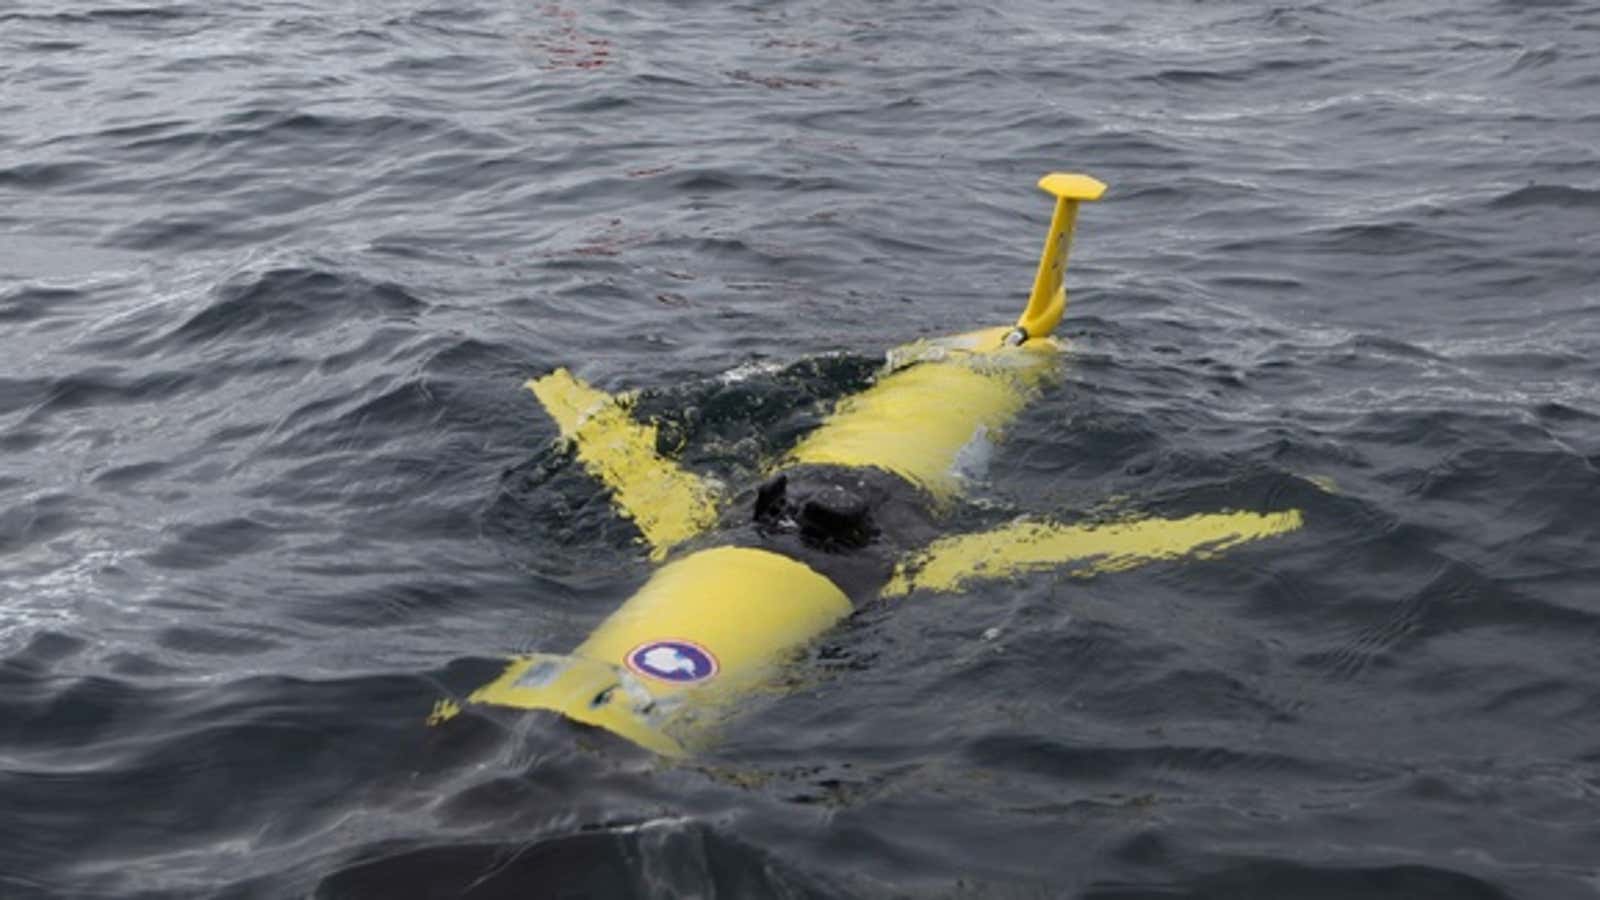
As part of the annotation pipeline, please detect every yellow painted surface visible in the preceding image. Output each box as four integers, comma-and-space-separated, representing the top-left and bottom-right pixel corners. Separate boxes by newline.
469, 547, 851, 754
1016, 172, 1106, 340
882, 509, 1304, 596
1038, 172, 1108, 202
575, 546, 852, 693
786, 358, 1030, 499
470, 652, 688, 756
530, 368, 720, 559
426, 698, 460, 725
890, 327, 1060, 358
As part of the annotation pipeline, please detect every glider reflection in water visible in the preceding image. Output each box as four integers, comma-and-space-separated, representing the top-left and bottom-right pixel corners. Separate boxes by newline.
434, 173, 1304, 756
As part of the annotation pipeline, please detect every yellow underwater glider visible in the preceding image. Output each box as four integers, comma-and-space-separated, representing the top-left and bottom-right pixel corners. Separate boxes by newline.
438, 173, 1304, 756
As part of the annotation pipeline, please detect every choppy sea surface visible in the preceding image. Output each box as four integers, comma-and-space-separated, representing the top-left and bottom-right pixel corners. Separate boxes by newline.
4, 1, 1600, 897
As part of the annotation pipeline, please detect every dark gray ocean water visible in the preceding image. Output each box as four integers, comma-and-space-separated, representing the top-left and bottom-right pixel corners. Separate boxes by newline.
4, 1, 1600, 897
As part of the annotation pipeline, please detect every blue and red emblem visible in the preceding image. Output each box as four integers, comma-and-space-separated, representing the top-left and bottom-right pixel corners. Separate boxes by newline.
625, 639, 719, 683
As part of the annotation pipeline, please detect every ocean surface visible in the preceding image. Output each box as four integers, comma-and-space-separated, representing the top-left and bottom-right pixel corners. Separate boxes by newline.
4, 0, 1600, 897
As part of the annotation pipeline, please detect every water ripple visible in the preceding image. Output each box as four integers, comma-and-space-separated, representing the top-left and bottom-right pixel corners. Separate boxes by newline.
2, 0, 1599, 896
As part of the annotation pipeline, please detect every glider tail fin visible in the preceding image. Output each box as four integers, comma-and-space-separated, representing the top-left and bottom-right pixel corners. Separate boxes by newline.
1014, 172, 1107, 342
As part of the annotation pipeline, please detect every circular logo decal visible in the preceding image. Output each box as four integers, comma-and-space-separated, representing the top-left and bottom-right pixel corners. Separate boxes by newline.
625, 640, 719, 683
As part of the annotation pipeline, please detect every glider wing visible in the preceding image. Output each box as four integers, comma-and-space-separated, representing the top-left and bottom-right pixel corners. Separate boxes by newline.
881, 509, 1303, 597
530, 368, 720, 559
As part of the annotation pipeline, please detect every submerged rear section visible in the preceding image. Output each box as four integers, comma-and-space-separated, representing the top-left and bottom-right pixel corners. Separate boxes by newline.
784, 172, 1107, 498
